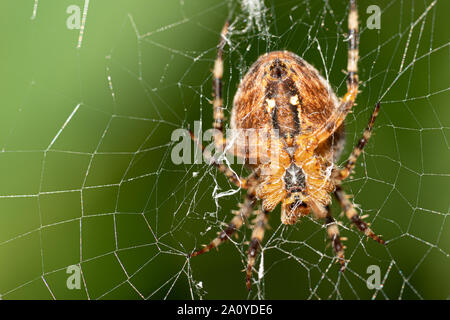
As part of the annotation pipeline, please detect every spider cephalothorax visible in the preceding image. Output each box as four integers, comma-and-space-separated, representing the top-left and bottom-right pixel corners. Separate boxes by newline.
190, 0, 385, 290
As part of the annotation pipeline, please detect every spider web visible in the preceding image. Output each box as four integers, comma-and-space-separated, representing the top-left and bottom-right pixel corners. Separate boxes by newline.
0, 0, 448, 299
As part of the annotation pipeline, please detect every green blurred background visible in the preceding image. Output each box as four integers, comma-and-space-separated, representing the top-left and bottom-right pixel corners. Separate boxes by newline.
0, 0, 448, 299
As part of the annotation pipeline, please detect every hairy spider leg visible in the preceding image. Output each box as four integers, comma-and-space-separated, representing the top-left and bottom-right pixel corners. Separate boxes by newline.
190, 174, 259, 257
325, 206, 346, 271
336, 102, 381, 180
334, 185, 385, 244
188, 22, 245, 188
308, 0, 359, 145
212, 21, 229, 151
246, 209, 268, 290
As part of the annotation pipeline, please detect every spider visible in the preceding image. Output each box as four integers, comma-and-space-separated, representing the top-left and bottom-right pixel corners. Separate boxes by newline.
190, 0, 384, 290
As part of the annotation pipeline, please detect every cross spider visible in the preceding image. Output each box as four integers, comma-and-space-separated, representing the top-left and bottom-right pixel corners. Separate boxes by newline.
190, 0, 384, 290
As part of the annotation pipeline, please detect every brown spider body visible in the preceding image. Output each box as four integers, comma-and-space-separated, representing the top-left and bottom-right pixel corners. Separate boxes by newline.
191, 0, 384, 290
231, 51, 346, 224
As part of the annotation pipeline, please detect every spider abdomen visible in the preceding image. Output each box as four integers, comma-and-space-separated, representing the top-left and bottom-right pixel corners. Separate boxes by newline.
231, 51, 339, 138
227, 51, 342, 221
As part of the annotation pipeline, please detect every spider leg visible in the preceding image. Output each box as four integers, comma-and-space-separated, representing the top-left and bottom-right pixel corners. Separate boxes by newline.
190, 193, 255, 257
334, 185, 385, 244
190, 174, 259, 257
246, 209, 268, 290
346, 0, 359, 100
336, 102, 380, 180
189, 130, 248, 188
188, 22, 243, 188
212, 21, 229, 151
309, 0, 359, 144
325, 206, 346, 271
